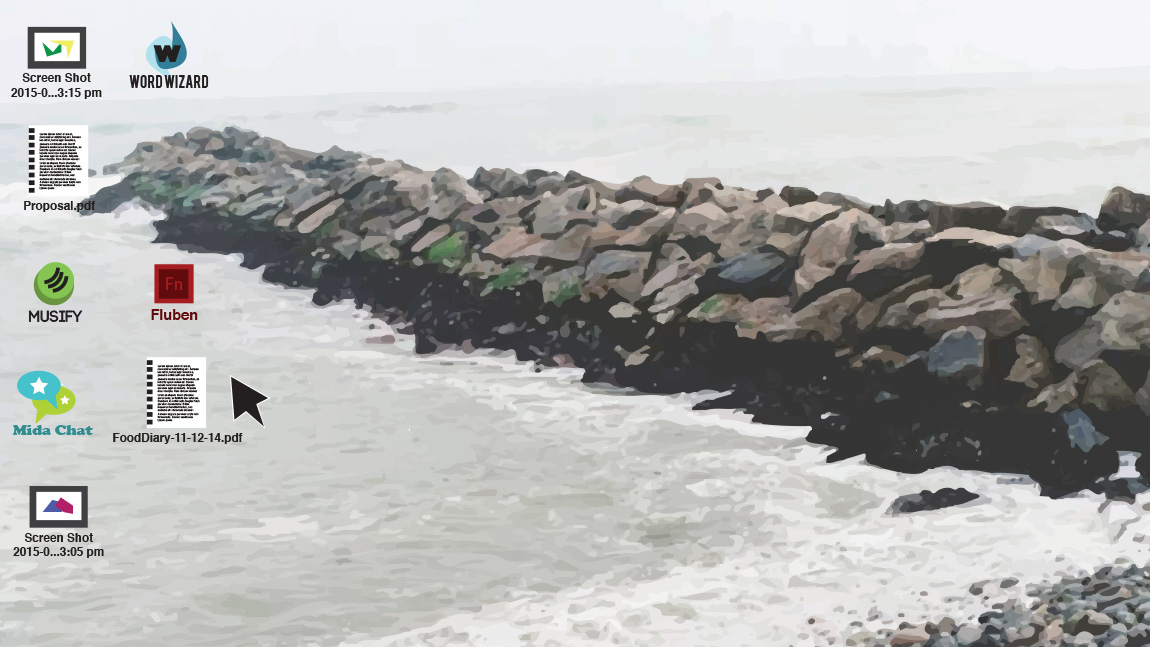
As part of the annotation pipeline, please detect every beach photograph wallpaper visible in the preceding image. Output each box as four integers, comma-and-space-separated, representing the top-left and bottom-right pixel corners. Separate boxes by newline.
4, 2, 1150, 645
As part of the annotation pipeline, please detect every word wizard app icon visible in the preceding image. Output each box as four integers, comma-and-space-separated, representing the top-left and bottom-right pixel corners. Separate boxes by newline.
146, 23, 187, 73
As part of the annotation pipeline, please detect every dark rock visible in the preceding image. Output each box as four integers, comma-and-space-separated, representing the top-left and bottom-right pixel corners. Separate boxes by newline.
927, 202, 1007, 233
889, 487, 979, 514
701, 251, 793, 299
1001, 205, 1083, 235
793, 209, 883, 298
848, 242, 926, 298
873, 199, 934, 225
1092, 229, 1135, 252
773, 201, 843, 236
1029, 212, 1099, 242
1004, 334, 1054, 391
614, 175, 685, 207
780, 185, 819, 206
1055, 292, 1150, 371
470, 167, 567, 200
1059, 408, 1108, 452
925, 327, 986, 385
1100, 186, 1150, 233
1067, 609, 1114, 635
81, 179, 138, 215
681, 177, 723, 209
817, 191, 873, 212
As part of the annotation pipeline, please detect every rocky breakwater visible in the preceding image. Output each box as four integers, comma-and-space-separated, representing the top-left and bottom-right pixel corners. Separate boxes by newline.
86, 126, 1150, 494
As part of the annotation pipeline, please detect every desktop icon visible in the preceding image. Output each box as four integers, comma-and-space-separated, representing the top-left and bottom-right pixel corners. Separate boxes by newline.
17, 370, 76, 422
29, 486, 88, 528
27, 27, 87, 69
146, 23, 187, 73
33, 262, 75, 305
154, 264, 194, 303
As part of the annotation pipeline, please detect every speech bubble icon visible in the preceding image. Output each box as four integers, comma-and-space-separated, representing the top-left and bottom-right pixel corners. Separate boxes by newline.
34, 386, 75, 422
18, 371, 61, 404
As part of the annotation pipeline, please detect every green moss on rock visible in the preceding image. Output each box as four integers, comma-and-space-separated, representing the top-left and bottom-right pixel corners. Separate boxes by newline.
425, 232, 467, 267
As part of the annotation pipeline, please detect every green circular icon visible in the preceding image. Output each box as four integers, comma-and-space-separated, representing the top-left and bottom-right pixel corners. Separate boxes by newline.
34, 263, 75, 305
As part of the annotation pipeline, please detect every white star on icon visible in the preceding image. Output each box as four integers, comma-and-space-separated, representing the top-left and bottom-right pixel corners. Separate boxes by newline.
59, 395, 70, 405
30, 378, 47, 394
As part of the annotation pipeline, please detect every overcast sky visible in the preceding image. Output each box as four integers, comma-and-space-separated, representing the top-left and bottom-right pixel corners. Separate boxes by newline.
5, 0, 1150, 97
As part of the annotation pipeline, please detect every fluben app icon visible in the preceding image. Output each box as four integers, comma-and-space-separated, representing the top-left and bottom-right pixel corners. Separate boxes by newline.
154, 264, 194, 303
27, 27, 87, 69
17, 371, 76, 422
29, 486, 89, 528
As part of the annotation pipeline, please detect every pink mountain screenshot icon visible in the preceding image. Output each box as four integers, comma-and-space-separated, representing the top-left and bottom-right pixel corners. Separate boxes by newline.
43, 498, 74, 514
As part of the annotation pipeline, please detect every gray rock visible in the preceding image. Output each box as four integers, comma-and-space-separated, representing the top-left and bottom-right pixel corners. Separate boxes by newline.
480, 227, 548, 261
926, 326, 986, 384
1066, 608, 1115, 635
614, 175, 685, 207
1099, 186, 1150, 233
848, 242, 926, 297
855, 275, 934, 333
925, 227, 1019, 252
672, 202, 734, 239
81, 179, 138, 215
909, 266, 1025, 340
1030, 212, 1100, 241
1004, 335, 1053, 390
1059, 409, 1108, 453
470, 166, 566, 200
680, 177, 723, 209
529, 187, 598, 238
817, 191, 873, 212
955, 625, 984, 643
1079, 359, 1137, 412
793, 209, 876, 297
773, 201, 843, 236
610, 208, 676, 249
584, 250, 651, 302
648, 274, 701, 317
888, 626, 931, 646
1000, 236, 1090, 304
1055, 292, 1150, 370
772, 287, 865, 342
874, 199, 934, 225
705, 251, 792, 299
1028, 372, 1081, 414
1001, 205, 1087, 235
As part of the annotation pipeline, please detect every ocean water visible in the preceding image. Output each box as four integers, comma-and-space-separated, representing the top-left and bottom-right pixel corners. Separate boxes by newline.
5, 73, 1150, 211
2, 76, 1150, 646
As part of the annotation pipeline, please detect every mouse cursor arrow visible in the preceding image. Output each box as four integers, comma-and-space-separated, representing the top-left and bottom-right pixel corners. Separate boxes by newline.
230, 377, 267, 426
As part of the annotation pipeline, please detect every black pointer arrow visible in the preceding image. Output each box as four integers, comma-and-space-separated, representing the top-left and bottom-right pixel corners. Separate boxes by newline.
230, 377, 267, 426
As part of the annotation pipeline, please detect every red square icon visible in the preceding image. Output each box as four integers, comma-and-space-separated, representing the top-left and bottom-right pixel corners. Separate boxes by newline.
154, 264, 194, 303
